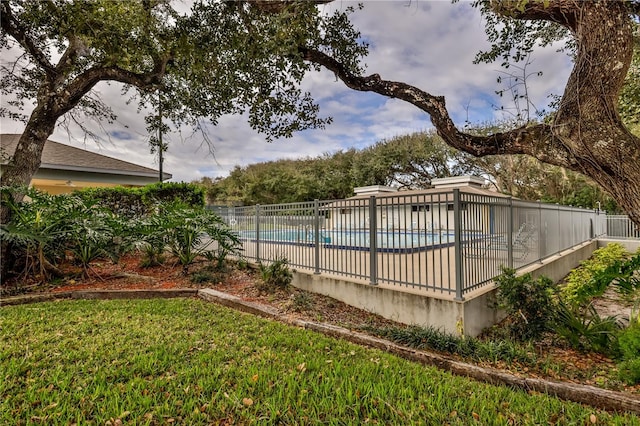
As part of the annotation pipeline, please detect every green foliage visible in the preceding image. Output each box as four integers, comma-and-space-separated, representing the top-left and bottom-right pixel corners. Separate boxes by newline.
189, 269, 215, 285
290, 291, 314, 312
63, 202, 119, 274
364, 324, 536, 365
134, 214, 170, 267
200, 125, 619, 210
609, 254, 640, 297
553, 300, 620, 355
159, 203, 240, 274
2, 187, 238, 281
200, 131, 485, 205
562, 243, 630, 306
494, 267, 556, 340
472, 0, 570, 67
258, 255, 293, 293
618, 357, 640, 386
76, 183, 205, 219
1, 0, 366, 141
235, 257, 250, 271
0, 187, 69, 280
1, 187, 134, 279
617, 323, 640, 385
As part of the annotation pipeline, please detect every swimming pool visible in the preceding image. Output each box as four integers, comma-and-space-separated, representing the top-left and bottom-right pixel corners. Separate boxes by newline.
237, 229, 455, 250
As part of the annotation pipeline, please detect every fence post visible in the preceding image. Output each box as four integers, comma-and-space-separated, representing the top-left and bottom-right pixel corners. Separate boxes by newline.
507, 197, 513, 269
256, 204, 261, 263
369, 196, 378, 286
538, 200, 543, 263
570, 208, 575, 247
314, 199, 321, 274
453, 189, 464, 301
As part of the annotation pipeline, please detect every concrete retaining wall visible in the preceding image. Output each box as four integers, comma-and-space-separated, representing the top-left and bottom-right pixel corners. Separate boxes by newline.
293, 272, 465, 332
290, 240, 601, 337
597, 238, 640, 253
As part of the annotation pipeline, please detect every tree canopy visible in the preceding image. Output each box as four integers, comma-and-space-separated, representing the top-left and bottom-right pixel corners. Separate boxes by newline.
199, 129, 619, 212
0, 0, 364, 201
1, 0, 639, 227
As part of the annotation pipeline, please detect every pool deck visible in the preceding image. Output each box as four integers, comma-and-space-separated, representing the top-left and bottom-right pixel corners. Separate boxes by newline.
238, 239, 539, 302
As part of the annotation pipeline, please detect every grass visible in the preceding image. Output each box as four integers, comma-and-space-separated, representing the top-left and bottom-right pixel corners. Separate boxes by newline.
1, 299, 638, 425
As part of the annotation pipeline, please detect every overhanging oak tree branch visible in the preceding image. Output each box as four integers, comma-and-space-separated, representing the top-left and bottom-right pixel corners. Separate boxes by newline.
301, 0, 640, 225
300, 46, 570, 167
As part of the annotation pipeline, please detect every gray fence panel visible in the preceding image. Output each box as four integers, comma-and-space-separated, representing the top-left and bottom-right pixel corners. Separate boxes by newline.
219, 191, 608, 298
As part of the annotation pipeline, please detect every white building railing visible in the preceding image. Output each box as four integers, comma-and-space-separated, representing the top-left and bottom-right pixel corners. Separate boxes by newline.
606, 215, 640, 239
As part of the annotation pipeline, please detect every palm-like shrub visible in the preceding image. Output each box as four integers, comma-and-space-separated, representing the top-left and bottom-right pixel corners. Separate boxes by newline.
1, 188, 137, 281
1, 187, 70, 281
553, 300, 620, 355
159, 203, 240, 274
63, 203, 118, 276
258, 255, 293, 293
133, 213, 172, 267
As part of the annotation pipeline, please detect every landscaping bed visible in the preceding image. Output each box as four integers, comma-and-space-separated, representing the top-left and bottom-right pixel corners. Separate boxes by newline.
3, 252, 638, 396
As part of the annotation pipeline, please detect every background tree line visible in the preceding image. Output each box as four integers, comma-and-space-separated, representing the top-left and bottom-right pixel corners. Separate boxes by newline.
197, 129, 620, 213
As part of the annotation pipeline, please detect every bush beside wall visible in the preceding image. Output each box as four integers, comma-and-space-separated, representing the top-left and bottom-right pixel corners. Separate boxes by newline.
76, 183, 205, 218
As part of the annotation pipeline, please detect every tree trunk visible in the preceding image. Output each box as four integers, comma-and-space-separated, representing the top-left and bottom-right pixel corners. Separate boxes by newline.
1, 100, 58, 280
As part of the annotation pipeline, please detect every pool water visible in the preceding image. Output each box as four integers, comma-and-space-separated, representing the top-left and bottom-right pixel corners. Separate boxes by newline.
238, 229, 454, 249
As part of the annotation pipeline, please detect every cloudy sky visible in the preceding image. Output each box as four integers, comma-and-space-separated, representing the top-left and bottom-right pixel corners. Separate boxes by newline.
1, 0, 573, 183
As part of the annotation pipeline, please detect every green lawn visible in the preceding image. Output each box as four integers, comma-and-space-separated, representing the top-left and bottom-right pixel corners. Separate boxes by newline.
1, 298, 637, 425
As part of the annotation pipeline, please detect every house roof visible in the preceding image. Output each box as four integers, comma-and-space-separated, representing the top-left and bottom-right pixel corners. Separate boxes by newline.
0, 134, 171, 180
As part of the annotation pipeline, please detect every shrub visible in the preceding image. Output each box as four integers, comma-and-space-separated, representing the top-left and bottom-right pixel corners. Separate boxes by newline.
1, 187, 69, 281
1, 189, 133, 279
609, 254, 640, 297
618, 358, 640, 385
363, 324, 536, 365
134, 214, 171, 267
290, 292, 314, 312
553, 300, 620, 355
258, 256, 293, 292
561, 243, 630, 306
76, 183, 205, 219
617, 324, 640, 384
61, 198, 136, 275
190, 270, 215, 284
494, 267, 556, 340
160, 203, 240, 274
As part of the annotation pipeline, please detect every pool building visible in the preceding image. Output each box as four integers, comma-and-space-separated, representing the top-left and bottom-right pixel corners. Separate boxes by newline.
328, 176, 510, 235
